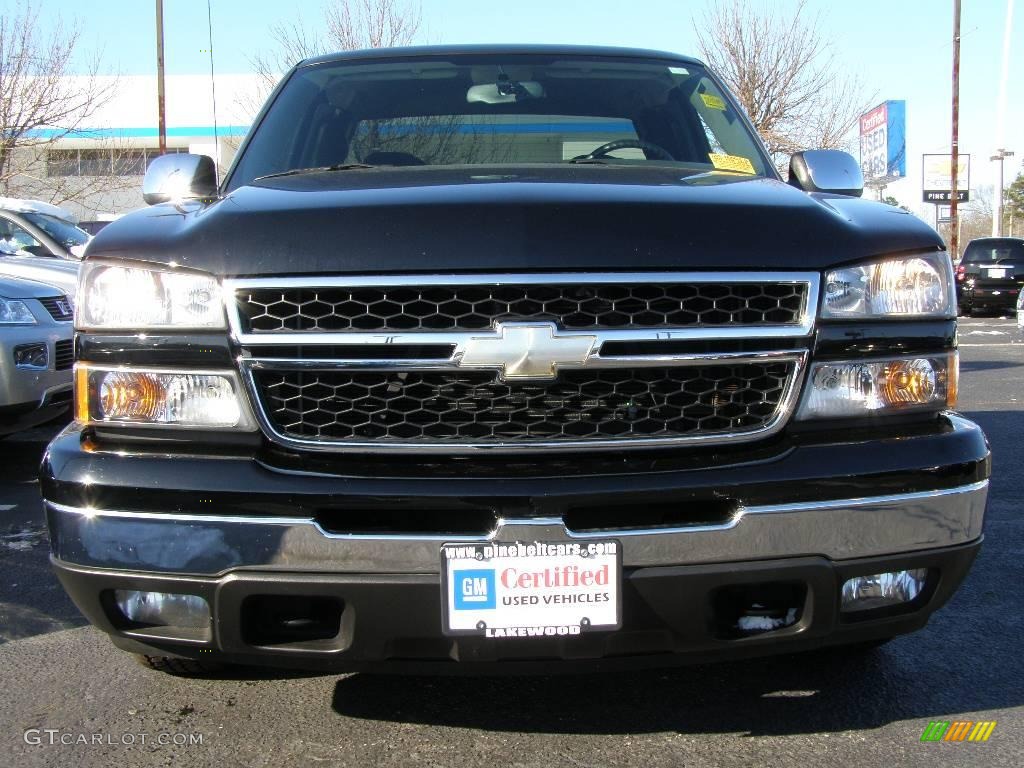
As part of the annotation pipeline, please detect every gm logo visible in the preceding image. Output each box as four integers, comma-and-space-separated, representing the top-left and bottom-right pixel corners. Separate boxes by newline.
453, 569, 495, 610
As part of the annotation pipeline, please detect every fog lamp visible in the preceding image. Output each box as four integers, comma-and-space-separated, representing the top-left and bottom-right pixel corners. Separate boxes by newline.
14, 342, 48, 370
114, 590, 210, 629
840, 569, 927, 612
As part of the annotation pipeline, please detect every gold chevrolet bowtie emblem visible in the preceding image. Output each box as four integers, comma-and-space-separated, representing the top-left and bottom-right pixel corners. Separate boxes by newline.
459, 323, 597, 380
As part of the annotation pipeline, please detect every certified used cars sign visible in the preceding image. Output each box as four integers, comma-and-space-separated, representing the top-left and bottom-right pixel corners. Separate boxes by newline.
442, 541, 621, 637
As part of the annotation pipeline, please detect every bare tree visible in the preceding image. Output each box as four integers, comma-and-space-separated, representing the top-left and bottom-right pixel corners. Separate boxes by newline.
1004, 171, 1024, 236
0, 1, 117, 197
247, 0, 422, 112
10, 138, 141, 213
694, 0, 872, 168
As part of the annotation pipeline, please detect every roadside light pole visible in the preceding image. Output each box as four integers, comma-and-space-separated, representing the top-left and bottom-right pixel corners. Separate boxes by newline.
950, 0, 961, 259
991, 149, 1015, 236
156, 0, 167, 155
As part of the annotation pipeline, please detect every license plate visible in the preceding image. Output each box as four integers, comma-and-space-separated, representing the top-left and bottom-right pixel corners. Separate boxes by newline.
987, 268, 1008, 279
441, 540, 621, 637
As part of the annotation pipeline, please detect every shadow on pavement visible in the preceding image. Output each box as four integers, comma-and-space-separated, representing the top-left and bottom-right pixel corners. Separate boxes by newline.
959, 360, 1022, 373
327, 627, 1020, 737
0, 419, 88, 644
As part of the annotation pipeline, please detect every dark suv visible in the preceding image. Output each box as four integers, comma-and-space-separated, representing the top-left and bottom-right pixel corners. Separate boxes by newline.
42, 46, 989, 675
956, 237, 1024, 315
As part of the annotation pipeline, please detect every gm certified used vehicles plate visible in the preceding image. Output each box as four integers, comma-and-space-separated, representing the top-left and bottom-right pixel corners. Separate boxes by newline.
442, 540, 621, 637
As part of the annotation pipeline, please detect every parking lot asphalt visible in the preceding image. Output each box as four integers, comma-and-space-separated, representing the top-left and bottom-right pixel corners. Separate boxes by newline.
0, 316, 1021, 768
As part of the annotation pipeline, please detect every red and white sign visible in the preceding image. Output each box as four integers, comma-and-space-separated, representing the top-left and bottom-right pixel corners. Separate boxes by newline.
442, 540, 621, 636
859, 103, 889, 183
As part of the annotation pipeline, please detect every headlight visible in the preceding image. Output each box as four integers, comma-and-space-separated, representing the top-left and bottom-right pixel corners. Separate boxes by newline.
75, 364, 256, 430
821, 253, 954, 318
796, 353, 957, 420
78, 261, 225, 330
0, 297, 37, 324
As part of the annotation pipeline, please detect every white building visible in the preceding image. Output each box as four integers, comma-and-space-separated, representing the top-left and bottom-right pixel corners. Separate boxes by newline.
9, 74, 267, 220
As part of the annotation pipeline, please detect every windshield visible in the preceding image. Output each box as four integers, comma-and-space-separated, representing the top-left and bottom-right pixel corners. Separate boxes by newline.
227, 54, 770, 189
22, 212, 90, 248
963, 241, 1024, 263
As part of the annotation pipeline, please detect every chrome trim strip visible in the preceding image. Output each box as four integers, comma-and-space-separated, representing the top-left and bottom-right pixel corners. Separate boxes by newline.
234, 325, 816, 347
238, 352, 807, 453
224, 271, 821, 342
225, 271, 820, 288
242, 349, 806, 372
739, 481, 990, 515
45, 480, 988, 575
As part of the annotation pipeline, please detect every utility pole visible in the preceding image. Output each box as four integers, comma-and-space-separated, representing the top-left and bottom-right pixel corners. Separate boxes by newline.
991, 149, 1015, 236
950, 0, 961, 259
156, 0, 167, 155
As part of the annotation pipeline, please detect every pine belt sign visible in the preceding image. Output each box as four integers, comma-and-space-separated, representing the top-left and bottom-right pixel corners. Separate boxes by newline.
923, 154, 970, 203
859, 101, 906, 185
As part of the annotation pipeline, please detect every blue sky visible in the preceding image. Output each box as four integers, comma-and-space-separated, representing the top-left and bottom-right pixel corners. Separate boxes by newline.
22, 0, 1024, 212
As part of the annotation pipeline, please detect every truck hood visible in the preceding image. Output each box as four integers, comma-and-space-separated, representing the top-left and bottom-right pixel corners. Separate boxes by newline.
87, 166, 944, 277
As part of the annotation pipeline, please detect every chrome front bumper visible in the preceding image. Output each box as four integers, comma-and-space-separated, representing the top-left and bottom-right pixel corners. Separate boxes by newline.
46, 480, 988, 577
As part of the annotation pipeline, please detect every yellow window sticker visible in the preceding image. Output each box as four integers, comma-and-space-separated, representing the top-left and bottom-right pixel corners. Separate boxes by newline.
700, 93, 726, 111
708, 153, 756, 174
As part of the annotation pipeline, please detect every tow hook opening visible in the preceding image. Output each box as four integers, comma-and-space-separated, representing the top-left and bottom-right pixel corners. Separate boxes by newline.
241, 595, 346, 650
712, 582, 806, 639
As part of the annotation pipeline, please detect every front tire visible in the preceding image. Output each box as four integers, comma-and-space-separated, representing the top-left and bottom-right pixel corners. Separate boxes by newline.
136, 654, 226, 677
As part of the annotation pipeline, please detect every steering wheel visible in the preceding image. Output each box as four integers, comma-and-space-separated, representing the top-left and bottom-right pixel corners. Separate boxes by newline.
578, 138, 675, 161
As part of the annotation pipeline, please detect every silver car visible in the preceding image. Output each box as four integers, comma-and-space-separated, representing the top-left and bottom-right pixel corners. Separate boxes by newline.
0, 202, 91, 260
0, 252, 79, 298
0, 252, 78, 301
0, 275, 74, 436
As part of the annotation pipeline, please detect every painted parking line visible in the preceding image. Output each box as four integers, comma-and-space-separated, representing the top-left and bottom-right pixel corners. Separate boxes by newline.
0, 505, 16, 511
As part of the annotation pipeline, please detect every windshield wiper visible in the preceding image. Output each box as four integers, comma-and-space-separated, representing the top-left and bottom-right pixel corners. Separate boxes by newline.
567, 158, 613, 165
255, 163, 377, 181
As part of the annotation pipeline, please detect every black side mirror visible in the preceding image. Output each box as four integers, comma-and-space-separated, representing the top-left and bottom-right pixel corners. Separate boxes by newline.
142, 153, 218, 205
788, 150, 864, 197
23, 245, 53, 258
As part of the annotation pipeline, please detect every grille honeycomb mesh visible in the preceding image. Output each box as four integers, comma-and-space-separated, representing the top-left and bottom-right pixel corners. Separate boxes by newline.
254, 363, 794, 444
237, 282, 806, 333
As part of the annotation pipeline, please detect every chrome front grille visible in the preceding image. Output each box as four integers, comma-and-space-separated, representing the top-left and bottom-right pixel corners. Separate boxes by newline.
228, 272, 818, 453
236, 281, 808, 333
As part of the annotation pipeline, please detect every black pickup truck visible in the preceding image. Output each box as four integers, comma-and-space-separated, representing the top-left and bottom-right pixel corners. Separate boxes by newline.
42, 45, 989, 674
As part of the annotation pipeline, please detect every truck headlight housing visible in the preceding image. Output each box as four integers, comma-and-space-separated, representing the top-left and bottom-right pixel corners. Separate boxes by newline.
78, 261, 225, 330
75, 364, 256, 430
821, 253, 954, 319
796, 353, 958, 420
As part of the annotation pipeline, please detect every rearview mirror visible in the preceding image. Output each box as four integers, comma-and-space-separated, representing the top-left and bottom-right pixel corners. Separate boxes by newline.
467, 80, 544, 105
788, 150, 864, 197
143, 153, 218, 205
